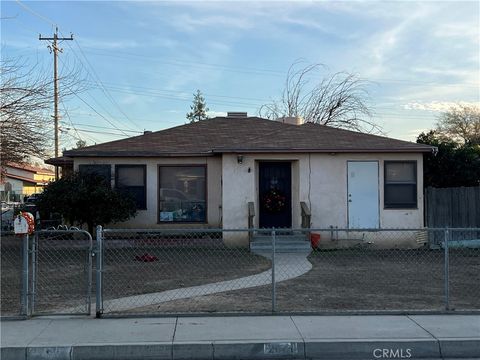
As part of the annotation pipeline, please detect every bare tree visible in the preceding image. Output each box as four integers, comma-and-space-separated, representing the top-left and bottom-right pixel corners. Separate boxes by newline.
436, 104, 480, 145
259, 61, 379, 133
1, 58, 83, 164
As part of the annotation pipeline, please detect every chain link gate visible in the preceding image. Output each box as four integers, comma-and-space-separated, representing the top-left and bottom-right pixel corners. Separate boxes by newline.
30, 230, 93, 316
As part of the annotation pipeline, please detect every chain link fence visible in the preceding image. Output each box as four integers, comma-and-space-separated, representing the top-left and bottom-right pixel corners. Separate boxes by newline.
31, 230, 93, 315
0, 229, 92, 318
448, 228, 480, 311
1, 227, 479, 318
97, 229, 273, 315
96, 227, 480, 317
1, 231, 23, 318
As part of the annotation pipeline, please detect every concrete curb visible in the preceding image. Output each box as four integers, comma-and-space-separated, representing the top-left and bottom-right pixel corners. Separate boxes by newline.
2, 315, 479, 360
438, 338, 480, 359
3, 338, 480, 360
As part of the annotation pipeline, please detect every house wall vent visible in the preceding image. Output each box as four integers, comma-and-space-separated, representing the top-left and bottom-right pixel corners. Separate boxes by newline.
227, 112, 248, 118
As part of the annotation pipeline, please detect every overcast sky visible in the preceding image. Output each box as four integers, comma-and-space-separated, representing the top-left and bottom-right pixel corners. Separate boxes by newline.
2, 1, 479, 152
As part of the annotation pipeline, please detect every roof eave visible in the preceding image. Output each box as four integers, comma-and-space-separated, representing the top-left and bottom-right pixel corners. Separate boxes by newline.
63, 151, 216, 157
212, 147, 435, 154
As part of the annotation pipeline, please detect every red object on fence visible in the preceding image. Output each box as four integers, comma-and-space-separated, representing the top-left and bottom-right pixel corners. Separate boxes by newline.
135, 253, 159, 262
310, 233, 321, 249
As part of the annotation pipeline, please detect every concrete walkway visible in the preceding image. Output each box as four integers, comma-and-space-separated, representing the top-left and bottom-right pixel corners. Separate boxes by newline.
2, 314, 479, 359
101, 252, 312, 313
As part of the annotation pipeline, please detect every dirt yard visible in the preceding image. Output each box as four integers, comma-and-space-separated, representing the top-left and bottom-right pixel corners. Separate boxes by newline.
102, 246, 272, 300
2, 234, 479, 316
131, 248, 480, 315
0, 235, 271, 316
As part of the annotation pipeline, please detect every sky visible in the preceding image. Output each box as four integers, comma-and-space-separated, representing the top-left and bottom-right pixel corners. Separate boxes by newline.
1, 0, 479, 154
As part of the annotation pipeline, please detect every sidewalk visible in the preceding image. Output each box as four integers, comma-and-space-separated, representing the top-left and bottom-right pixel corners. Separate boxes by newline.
1, 315, 479, 359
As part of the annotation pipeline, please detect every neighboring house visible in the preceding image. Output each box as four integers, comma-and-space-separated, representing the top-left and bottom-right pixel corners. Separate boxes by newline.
0, 163, 55, 202
57, 114, 434, 247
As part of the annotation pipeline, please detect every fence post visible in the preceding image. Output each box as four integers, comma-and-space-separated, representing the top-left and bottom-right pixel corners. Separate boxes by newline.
444, 228, 450, 311
21, 234, 29, 316
271, 228, 276, 313
31, 232, 37, 315
95, 225, 103, 318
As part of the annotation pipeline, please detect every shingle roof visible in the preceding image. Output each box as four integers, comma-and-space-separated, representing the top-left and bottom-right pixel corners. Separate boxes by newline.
64, 117, 434, 157
4, 162, 55, 175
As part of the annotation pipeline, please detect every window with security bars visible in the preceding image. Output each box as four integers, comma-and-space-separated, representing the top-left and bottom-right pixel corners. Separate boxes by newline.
384, 161, 417, 209
159, 166, 206, 222
115, 165, 147, 210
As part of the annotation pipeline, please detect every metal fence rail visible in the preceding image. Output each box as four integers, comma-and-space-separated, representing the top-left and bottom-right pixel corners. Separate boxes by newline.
31, 230, 93, 315
95, 227, 480, 317
1, 227, 479, 318
448, 229, 480, 311
97, 228, 273, 315
0, 229, 92, 318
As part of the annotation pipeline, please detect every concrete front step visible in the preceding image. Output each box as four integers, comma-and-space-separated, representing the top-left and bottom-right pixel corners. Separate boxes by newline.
251, 246, 312, 254
250, 234, 312, 253
253, 235, 308, 242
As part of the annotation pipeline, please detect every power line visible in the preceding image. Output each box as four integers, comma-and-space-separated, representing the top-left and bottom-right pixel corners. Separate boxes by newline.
39, 26, 73, 179
84, 80, 272, 103
60, 98, 84, 142
56, 55, 141, 133
69, 91, 131, 136
64, 127, 134, 137
15, 0, 55, 26
87, 83, 263, 108
86, 83, 440, 118
83, 47, 479, 89
65, 122, 143, 134
13, 1, 143, 133
68, 38, 143, 131
81, 47, 284, 76
58, 39, 140, 131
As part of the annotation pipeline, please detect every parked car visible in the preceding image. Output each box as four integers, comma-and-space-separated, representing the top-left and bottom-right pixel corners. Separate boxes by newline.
25, 193, 41, 204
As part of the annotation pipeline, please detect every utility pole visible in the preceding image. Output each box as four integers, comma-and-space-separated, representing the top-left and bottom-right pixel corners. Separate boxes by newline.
39, 27, 73, 180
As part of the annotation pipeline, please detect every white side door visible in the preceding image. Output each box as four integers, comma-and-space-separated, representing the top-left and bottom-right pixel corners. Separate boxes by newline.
347, 161, 379, 228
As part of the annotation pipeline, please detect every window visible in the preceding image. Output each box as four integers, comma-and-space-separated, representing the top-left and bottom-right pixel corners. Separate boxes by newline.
115, 165, 146, 210
78, 165, 111, 185
384, 161, 417, 209
159, 166, 206, 222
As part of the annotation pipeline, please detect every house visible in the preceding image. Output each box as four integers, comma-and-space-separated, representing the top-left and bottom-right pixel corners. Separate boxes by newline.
0, 163, 55, 202
58, 114, 434, 247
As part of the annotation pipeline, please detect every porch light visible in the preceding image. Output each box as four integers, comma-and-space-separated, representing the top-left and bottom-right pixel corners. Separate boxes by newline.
237, 155, 244, 164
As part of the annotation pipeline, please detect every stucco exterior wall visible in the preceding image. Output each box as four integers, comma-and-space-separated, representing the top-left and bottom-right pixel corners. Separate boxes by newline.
222, 152, 424, 247
73, 152, 425, 248
73, 156, 222, 228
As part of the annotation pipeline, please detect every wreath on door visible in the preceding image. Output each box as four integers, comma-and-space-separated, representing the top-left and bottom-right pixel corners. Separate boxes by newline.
262, 189, 287, 213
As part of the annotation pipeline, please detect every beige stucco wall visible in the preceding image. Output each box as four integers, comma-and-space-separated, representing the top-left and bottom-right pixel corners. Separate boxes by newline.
74, 156, 222, 228
222, 152, 424, 247
74, 152, 425, 248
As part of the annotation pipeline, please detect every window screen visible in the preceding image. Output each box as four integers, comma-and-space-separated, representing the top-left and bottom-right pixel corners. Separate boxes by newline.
115, 165, 146, 210
384, 161, 417, 208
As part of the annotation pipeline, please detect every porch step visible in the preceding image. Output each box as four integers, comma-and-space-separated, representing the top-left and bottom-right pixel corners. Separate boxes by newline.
250, 234, 311, 254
